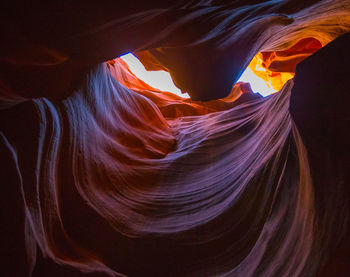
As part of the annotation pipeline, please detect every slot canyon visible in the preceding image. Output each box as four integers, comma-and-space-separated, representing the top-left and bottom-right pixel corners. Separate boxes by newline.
1, 1, 350, 276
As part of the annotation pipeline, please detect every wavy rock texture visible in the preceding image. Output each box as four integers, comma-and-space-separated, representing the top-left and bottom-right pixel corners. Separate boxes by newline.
1, 1, 350, 276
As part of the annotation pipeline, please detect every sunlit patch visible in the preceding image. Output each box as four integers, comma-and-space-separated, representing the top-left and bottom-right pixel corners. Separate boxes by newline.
121, 52, 292, 99
240, 53, 294, 97
237, 66, 276, 97
120, 53, 189, 98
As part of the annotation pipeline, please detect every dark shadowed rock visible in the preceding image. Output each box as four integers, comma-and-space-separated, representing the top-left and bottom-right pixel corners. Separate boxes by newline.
290, 32, 350, 277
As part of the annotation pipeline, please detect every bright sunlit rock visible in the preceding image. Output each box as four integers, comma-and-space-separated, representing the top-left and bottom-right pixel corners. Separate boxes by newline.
237, 66, 276, 97
121, 52, 281, 98
120, 53, 189, 98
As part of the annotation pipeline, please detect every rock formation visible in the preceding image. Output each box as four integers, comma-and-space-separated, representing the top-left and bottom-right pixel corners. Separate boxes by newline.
1, 1, 350, 276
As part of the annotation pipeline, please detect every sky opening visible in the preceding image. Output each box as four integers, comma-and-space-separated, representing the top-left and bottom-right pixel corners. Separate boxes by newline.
120, 53, 284, 98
